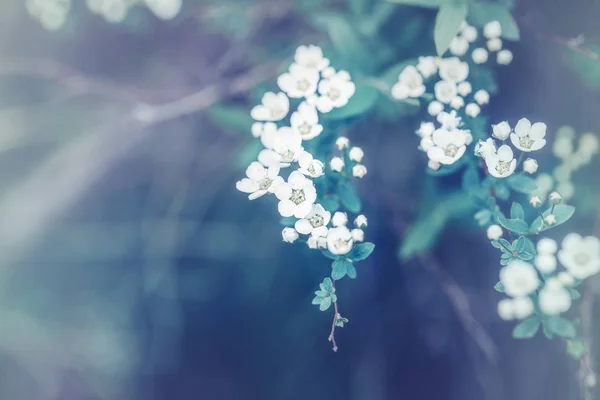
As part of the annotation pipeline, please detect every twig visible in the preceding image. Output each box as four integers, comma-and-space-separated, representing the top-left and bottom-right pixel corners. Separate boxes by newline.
328, 280, 341, 352
579, 275, 600, 399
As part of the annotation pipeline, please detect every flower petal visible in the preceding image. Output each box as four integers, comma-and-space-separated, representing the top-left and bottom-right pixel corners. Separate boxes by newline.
294, 201, 313, 219
295, 219, 313, 234
236, 178, 259, 193
497, 145, 514, 161
529, 122, 547, 140
514, 118, 531, 137
275, 184, 292, 201
278, 200, 296, 217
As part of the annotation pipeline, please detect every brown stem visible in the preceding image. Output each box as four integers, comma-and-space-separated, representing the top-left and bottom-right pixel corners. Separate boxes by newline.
328, 280, 341, 352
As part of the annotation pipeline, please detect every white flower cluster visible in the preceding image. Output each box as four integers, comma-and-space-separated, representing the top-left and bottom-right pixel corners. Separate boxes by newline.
471, 21, 514, 65
237, 45, 369, 256
475, 118, 547, 178
417, 111, 473, 170
26, 0, 70, 30
498, 234, 600, 319
87, 0, 182, 23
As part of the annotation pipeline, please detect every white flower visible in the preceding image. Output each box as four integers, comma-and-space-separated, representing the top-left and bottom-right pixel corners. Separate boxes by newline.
349, 147, 364, 162
257, 122, 280, 149
539, 284, 572, 315
523, 158, 539, 174
144, 0, 182, 20
416, 122, 436, 138
457, 81, 472, 97
474, 89, 490, 105
438, 57, 469, 83
427, 128, 467, 165
534, 253, 557, 273
510, 118, 547, 152
450, 96, 464, 109
497, 299, 515, 320
462, 25, 478, 42
352, 164, 368, 178
485, 145, 517, 178
290, 102, 323, 140
557, 233, 600, 279
529, 196, 542, 208
316, 71, 356, 113
330, 157, 344, 172
465, 103, 481, 118
250, 92, 290, 121
474, 138, 496, 158
391, 66, 426, 99
552, 136, 573, 159
257, 149, 282, 167
487, 38, 503, 52
351, 228, 364, 242
332, 211, 348, 227
416, 56, 438, 78
558, 271, 575, 286
327, 226, 354, 255
336, 137, 350, 150
472, 48, 489, 64
487, 224, 503, 240
354, 215, 368, 228
579, 133, 599, 155
273, 127, 304, 165
321, 67, 336, 79
544, 214, 557, 226
275, 171, 317, 218
492, 121, 511, 140
513, 297, 535, 319
297, 151, 324, 178
556, 182, 574, 200
500, 260, 540, 297
282, 227, 299, 243
449, 36, 469, 56
428, 100, 444, 116
251, 122, 264, 138
236, 162, 283, 200
548, 191, 562, 205
536, 238, 557, 255
278, 63, 320, 98
434, 80, 457, 104
497, 49, 513, 65
294, 45, 329, 71
295, 204, 331, 237
483, 20, 502, 39
307, 236, 319, 249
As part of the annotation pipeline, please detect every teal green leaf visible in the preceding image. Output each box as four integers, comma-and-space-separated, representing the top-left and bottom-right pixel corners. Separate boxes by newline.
434, 4, 469, 56
529, 205, 576, 234
468, 2, 520, 40
321, 195, 341, 213
506, 174, 537, 194
233, 141, 262, 169
349, 242, 375, 261
512, 316, 541, 339
350, 0, 370, 15
332, 258, 352, 280
321, 250, 339, 260
564, 44, 600, 90
338, 182, 362, 213
325, 83, 380, 120
497, 215, 530, 235
312, 13, 369, 65
335, 317, 349, 327
319, 296, 333, 311
510, 202, 525, 220
322, 277, 334, 293
494, 281, 505, 292
312, 296, 323, 305
475, 209, 492, 226
207, 104, 253, 135
569, 289, 581, 300
346, 263, 357, 279
567, 338, 587, 359
386, 0, 466, 9
546, 316, 577, 338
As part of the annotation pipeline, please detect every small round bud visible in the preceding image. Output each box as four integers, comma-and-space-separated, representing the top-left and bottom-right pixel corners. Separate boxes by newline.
450, 96, 464, 109
307, 236, 319, 249
523, 158, 538, 174
449, 36, 469, 56
579, 133, 599, 155
557, 271, 575, 287
497, 49, 513, 65
457, 81, 472, 96
465, 103, 481, 118
322, 67, 336, 79
537, 238, 557, 254
251, 122, 263, 137
348, 147, 364, 162
420, 136, 434, 151
462, 25, 478, 42
428, 160, 441, 171
534, 254, 557, 273
529, 196, 543, 208
332, 212, 348, 227
586, 374, 597, 388
548, 191, 563, 205
487, 224, 503, 240
354, 214, 368, 228
317, 237, 328, 249
492, 121, 511, 141
330, 157, 344, 172
556, 181, 574, 201
336, 137, 350, 150
484, 20, 502, 39
544, 214, 557, 226
282, 227, 299, 243
427, 100, 444, 116
497, 299, 514, 320
474, 89, 490, 105
513, 297, 534, 319
351, 229, 364, 242
352, 164, 367, 178
472, 47, 489, 64
487, 38, 503, 52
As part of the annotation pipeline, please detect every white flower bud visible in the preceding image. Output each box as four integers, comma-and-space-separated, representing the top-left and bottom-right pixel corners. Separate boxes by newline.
484, 20, 502, 39
549, 191, 562, 205
544, 214, 557, 226
282, 227, 299, 243
450, 96, 464, 109
427, 100, 444, 116
487, 38, 503, 52
537, 238, 557, 254
579, 133, 599, 155
558, 271, 575, 287
457, 81, 472, 96
354, 214, 368, 228
492, 121, 511, 140
472, 47, 489, 64
307, 236, 319, 249
336, 137, 350, 150
251, 122, 263, 137
462, 25, 478, 42
348, 147, 364, 162
553, 137, 574, 159
529, 196, 543, 208
317, 236, 328, 249
351, 228, 364, 242
539, 284, 571, 315
449, 36, 469, 56
321, 66, 336, 79
513, 297, 535, 319
497, 49, 513, 65
330, 157, 344, 172
523, 158, 538, 174
428, 160, 441, 171
497, 299, 514, 320
586, 374, 597, 388
487, 224, 503, 240
534, 254, 557, 273
465, 103, 481, 118
556, 181, 574, 200
352, 164, 367, 178
332, 212, 348, 227
420, 136, 434, 151
474, 89, 490, 105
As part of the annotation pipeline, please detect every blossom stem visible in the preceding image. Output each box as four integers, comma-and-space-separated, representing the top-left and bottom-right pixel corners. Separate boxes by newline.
328, 280, 341, 352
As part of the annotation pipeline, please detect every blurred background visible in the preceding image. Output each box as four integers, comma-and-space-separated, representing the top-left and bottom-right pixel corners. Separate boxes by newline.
1, 0, 600, 399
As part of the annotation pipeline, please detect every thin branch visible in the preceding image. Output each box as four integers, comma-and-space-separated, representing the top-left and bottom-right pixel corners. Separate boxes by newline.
579, 275, 600, 400
328, 280, 341, 352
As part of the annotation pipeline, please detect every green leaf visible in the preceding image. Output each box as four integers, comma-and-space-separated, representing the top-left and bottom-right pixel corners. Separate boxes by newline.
346, 263, 357, 279
350, 0, 370, 15
321, 250, 339, 260
348, 242, 375, 261
529, 205, 576, 234
207, 104, 254, 135
546, 316, 577, 338
475, 209, 492, 226
312, 13, 369, 66
569, 289, 581, 300
567, 338, 587, 359
319, 296, 333, 311
512, 316, 541, 339
312, 296, 324, 305
332, 258, 351, 280
386, 0, 465, 9
510, 203, 525, 220
506, 174, 537, 194
338, 182, 362, 213
280, 217, 296, 226
233, 141, 262, 169
434, 4, 469, 56
322, 277, 334, 293
564, 44, 600, 90
468, 2, 520, 40
335, 317, 349, 327
321, 195, 340, 213
325, 83, 380, 120
494, 281, 505, 292
497, 215, 530, 235
494, 181, 510, 200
